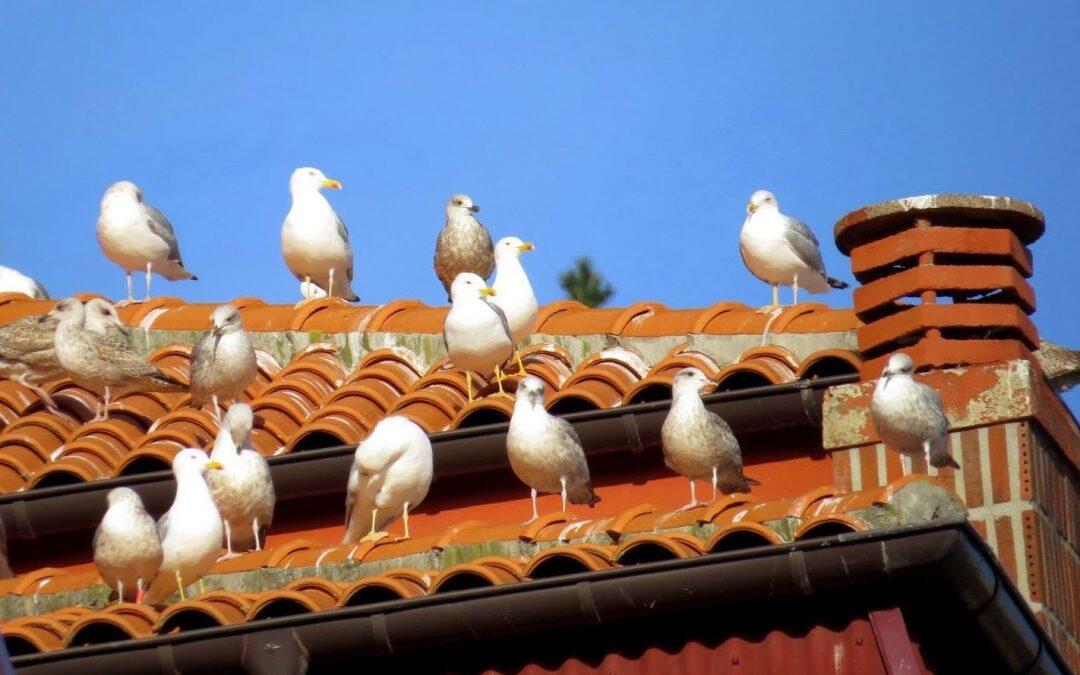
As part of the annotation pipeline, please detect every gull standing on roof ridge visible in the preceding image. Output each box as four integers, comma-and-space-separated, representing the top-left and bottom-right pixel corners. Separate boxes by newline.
206, 403, 275, 558
492, 236, 538, 374
280, 167, 358, 305
93, 487, 163, 604
343, 415, 433, 544
189, 304, 256, 422
143, 449, 223, 605
871, 353, 959, 471
96, 181, 197, 305
0, 298, 130, 412
434, 194, 494, 301
51, 298, 186, 420
0, 264, 48, 299
443, 273, 514, 401
739, 189, 848, 313
661, 367, 757, 509
507, 375, 600, 522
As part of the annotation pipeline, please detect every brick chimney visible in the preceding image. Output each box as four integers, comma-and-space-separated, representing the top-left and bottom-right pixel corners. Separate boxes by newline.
833, 194, 1044, 379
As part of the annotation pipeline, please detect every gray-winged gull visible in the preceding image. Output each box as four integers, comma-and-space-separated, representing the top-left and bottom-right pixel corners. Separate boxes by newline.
343, 415, 433, 543
740, 189, 848, 312
51, 298, 186, 420
492, 236, 537, 373
206, 403, 275, 557
661, 367, 757, 509
434, 194, 494, 301
93, 487, 164, 603
143, 449, 224, 604
96, 181, 197, 304
443, 272, 514, 400
189, 304, 256, 422
0, 264, 48, 299
507, 375, 599, 521
871, 353, 959, 470
280, 167, 358, 304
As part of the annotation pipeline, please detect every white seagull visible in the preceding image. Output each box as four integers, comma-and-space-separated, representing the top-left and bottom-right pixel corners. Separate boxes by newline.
661, 367, 757, 509
93, 487, 164, 604
189, 304, 256, 422
280, 167, 358, 304
143, 449, 224, 605
96, 181, 197, 304
492, 236, 537, 373
739, 190, 847, 312
506, 375, 599, 522
871, 353, 959, 470
206, 403, 275, 558
443, 272, 514, 401
0, 264, 48, 299
343, 415, 434, 544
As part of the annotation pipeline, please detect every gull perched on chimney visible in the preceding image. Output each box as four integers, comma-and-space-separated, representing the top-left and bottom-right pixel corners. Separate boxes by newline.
434, 194, 494, 301
281, 167, 358, 305
0, 264, 48, 299
740, 190, 848, 313
871, 353, 959, 470
93, 487, 163, 604
343, 415, 433, 544
189, 304, 256, 422
207, 403, 275, 558
507, 375, 600, 522
492, 236, 537, 373
661, 368, 757, 509
443, 272, 514, 401
96, 181, 197, 305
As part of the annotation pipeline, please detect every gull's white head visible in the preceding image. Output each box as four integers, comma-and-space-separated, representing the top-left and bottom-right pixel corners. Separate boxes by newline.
289, 167, 342, 193
672, 367, 711, 395
83, 298, 123, 330
449, 273, 495, 303
48, 297, 85, 325
494, 236, 535, 262
172, 448, 222, 477
223, 403, 254, 447
101, 181, 142, 207
105, 486, 143, 509
210, 304, 243, 336
880, 353, 916, 389
746, 190, 779, 215
446, 193, 479, 218
515, 374, 546, 408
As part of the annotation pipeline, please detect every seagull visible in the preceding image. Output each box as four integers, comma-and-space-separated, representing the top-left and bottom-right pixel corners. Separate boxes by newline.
434, 194, 494, 301
343, 415, 433, 544
739, 190, 848, 312
491, 236, 537, 373
0, 298, 130, 412
189, 305, 256, 422
96, 181, 197, 305
661, 367, 757, 509
506, 375, 599, 522
51, 298, 186, 420
206, 403, 275, 558
93, 487, 163, 604
280, 167, 358, 304
443, 273, 514, 401
871, 353, 959, 470
143, 449, 224, 605
0, 264, 48, 299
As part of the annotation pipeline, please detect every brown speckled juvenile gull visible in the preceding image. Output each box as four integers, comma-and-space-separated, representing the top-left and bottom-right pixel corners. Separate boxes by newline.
871, 353, 959, 470
51, 298, 186, 420
661, 367, 756, 509
506, 376, 599, 522
434, 194, 494, 301
443, 273, 514, 401
207, 403, 275, 558
93, 487, 163, 603
189, 304, 256, 421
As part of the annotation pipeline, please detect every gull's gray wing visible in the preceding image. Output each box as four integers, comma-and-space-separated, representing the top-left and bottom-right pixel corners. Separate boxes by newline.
781, 215, 827, 276
144, 205, 186, 265
156, 510, 171, 541
335, 213, 354, 282
483, 298, 513, 343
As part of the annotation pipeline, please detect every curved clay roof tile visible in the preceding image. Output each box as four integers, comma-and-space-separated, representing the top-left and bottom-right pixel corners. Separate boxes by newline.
286, 407, 371, 452
524, 544, 616, 578
338, 575, 426, 607
795, 348, 863, 379
613, 533, 705, 564
365, 301, 447, 334
30, 454, 110, 488
356, 346, 426, 378
705, 523, 786, 553
292, 302, 378, 333
153, 598, 246, 634
793, 514, 868, 540
430, 561, 524, 594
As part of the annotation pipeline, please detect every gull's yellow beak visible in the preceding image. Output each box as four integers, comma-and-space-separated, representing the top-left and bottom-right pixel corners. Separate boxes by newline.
746, 202, 757, 215
205, 460, 224, 471
479, 286, 496, 297
518, 242, 535, 253
322, 178, 342, 190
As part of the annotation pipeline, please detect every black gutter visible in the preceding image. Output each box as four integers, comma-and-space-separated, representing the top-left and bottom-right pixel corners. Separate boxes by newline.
9, 520, 1067, 674
0, 374, 854, 543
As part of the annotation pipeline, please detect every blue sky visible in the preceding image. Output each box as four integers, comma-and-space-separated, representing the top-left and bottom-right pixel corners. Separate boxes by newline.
0, 3, 1076, 410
